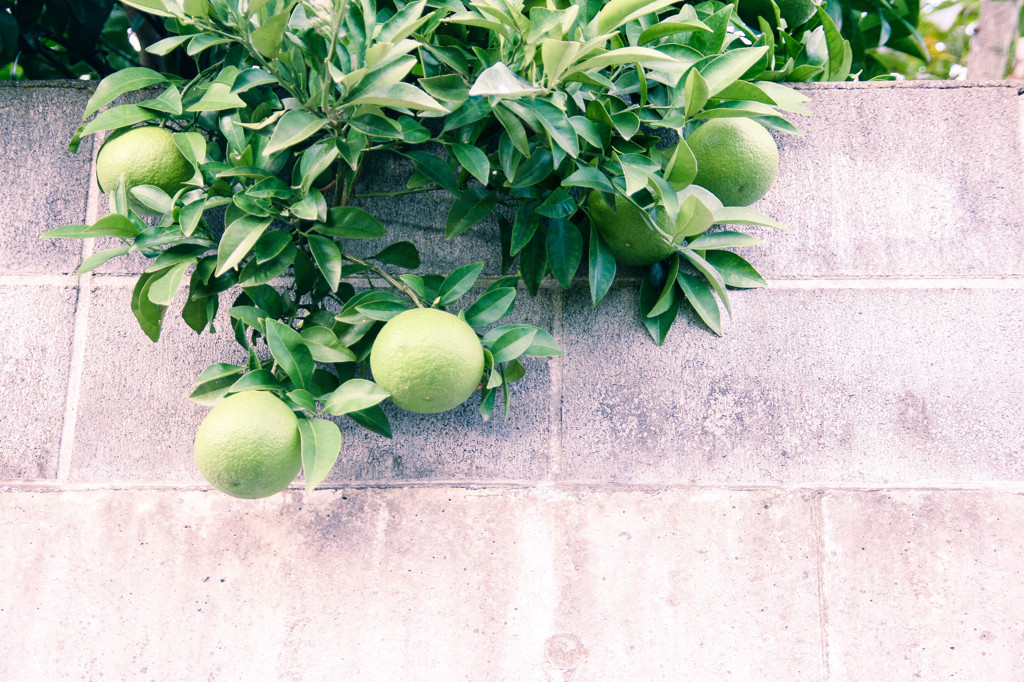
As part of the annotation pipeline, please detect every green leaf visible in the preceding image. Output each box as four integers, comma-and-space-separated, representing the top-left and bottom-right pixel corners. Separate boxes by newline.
482, 324, 562, 357
451, 143, 491, 186
563, 167, 616, 193
519, 230, 548, 296
511, 204, 539, 256
41, 213, 139, 240
588, 0, 679, 36
300, 326, 357, 363
490, 327, 537, 364
588, 224, 616, 306
265, 110, 327, 156
638, 268, 680, 345
147, 261, 191, 306
185, 82, 247, 112
324, 378, 391, 416
371, 241, 420, 269
704, 250, 767, 289
436, 261, 484, 306
306, 234, 343, 293
646, 254, 680, 318
713, 207, 786, 230
297, 418, 342, 493
662, 139, 697, 191
228, 369, 284, 393
80, 105, 158, 137
676, 271, 722, 335
698, 46, 770, 97
681, 248, 731, 315
524, 99, 579, 158
638, 19, 711, 44
216, 215, 272, 277
445, 188, 497, 239
818, 6, 852, 82
493, 103, 530, 156
264, 319, 314, 391
139, 85, 183, 116
120, 0, 174, 16
684, 68, 709, 119
83, 67, 167, 120
347, 404, 392, 438
686, 231, 762, 249
131, 271, 168, 342
546, 218, 582, 288
468, 62, 544, 97
76, 246, 130, 275
187, 33, 232, 56
536, 188, 577, 219
130, 185, 173, 215
252, 7, 292, 57
404, 150, 458, 195
346, 82, 447, 113
315, 206, 385, 239
189, 363, 244, 406
464, 287, 516, 328
232, 68, 279, 94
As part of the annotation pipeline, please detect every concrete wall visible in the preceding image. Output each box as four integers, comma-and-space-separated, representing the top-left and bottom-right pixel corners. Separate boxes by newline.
2, 81, 1023, 680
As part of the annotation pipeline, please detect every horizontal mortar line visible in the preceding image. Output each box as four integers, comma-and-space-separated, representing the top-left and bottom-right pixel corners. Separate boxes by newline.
5, 479, 1024, 494
0, 274, 79, 287
766, 277, 1024, 289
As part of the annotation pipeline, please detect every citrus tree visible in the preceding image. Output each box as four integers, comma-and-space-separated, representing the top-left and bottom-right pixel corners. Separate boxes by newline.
43, 0, 814, 498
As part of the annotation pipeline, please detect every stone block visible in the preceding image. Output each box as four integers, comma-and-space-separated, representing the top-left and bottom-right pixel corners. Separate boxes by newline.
69, 282, 246, 481
753, 83, 1024, 278
560, 285, 1024, 485
822, 490, 1024, 679
0, 486, 821, 680
1, 83, 94, 275
0, 285, 77, 478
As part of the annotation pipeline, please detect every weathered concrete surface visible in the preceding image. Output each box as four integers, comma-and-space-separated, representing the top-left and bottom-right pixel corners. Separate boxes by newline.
0, 486, 823, 681
0, 83, 93, 275
0, 285, 78, 479
753, 82, 1024, 279
822, 489, 1024, 680
325, 286, 558, 483
69, 283, 246, 481
561, 285, 1024, 485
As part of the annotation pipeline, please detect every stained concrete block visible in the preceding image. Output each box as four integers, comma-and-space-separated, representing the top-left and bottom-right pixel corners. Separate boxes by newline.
0, 486, 821, 681
821, 490, 1024, 680
560, 285, 1024, 485
326, 286, 557, 482
0, 285, 77, 478
69, 283, 246, 481
753, 82, 1024, 278
1, 83, 94, 275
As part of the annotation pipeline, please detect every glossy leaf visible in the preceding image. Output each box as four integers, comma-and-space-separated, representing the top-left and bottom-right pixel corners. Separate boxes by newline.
264, 319, 314, 391
315, 207, 385, 239
588, 224, 616, 306
704, 250, 768, 289
216, 215, 272, 277
676, 271, 722, 335
83, 67, 167, 120
464, 287, 517, 328
546, 218, 582, 288
436, 261, 484, 306
298, 417, 343, 493
347, 404, 392, 439
686, 231, 762, 249
265, 110, 327, 155
131, 271, 168, 342
324, 379, 391, 416
307, 234, 343, 292
638, 269, 680, 345
490, 326, 537, 364
451, 143, 491, 185
446, 188, 497, 239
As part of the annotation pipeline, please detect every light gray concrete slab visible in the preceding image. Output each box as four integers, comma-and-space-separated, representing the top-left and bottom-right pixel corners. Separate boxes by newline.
560, 285, 1024, 485
0, 486, 821, 681
822, 489, 1024, 680
0, 285, 77, 479
1, 83, 93, 275
753, 82, 1024, 278
326, 285, 557, 482
70, 283, 246, 481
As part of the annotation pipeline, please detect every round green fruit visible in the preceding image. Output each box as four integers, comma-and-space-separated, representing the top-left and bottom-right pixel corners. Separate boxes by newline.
370, 308, 485, 414
688, 118, 779, 208
587, 191, 676, 267
95, 126, 193, 198
193, 391, 302, 499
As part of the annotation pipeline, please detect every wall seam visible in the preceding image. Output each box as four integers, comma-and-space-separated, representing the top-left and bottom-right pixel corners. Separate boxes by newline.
813, 490, 832, 681
546, 285, 564, 482
54, 137, 101, 482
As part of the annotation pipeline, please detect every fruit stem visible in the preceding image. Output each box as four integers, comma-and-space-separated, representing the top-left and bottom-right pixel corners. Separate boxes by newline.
340, 253, 423, 308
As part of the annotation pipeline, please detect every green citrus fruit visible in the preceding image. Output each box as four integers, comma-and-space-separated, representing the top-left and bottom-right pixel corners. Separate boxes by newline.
369, 308, 485, 414
587, 191, 676, 266
193, 391, 302, 499
688, 118, 779, 207
95, 126, 193, 197
738, 0, 817, 30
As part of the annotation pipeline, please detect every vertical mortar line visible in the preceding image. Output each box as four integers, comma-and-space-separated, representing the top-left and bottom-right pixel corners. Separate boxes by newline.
55, 136, 101, 481
812, 489, 831, 681
546, 284, 565, 481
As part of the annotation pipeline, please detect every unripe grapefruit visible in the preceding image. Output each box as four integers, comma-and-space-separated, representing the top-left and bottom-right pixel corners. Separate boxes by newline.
369, 308, 485, 414
688, 118, 779, 207
95, 126, 193, 198
587, 191, 676, 266
193, 391, 301, 499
